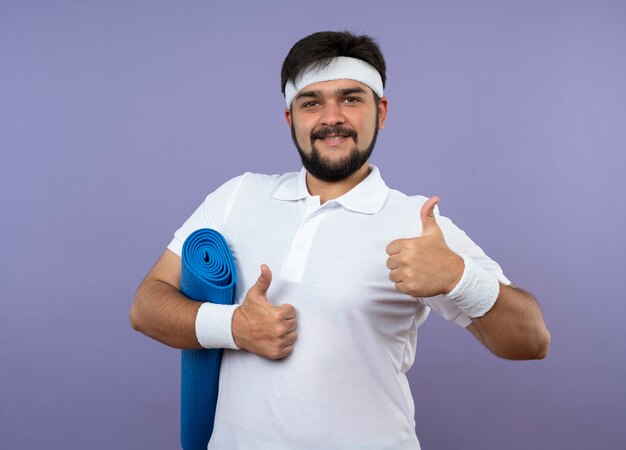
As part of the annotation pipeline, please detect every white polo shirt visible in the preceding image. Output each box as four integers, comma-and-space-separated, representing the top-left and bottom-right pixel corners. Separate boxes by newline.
168, 165, 510, 450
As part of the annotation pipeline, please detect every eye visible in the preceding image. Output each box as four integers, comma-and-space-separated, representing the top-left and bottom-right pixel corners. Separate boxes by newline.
301, 100, 319, 108
342, 96, 361, 104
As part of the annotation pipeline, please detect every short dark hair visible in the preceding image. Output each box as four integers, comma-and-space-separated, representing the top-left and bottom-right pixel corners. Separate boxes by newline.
280, 31, 387, 96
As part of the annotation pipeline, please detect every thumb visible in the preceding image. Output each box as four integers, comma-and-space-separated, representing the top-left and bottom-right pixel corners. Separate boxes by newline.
420, 196, 441, 236
252, 264, 272, 298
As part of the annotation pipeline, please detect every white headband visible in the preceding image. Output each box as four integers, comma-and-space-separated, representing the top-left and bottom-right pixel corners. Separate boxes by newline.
284, 56, 384, 107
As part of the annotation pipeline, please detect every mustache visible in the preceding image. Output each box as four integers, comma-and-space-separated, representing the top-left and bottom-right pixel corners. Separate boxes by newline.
310, 126, 357, 142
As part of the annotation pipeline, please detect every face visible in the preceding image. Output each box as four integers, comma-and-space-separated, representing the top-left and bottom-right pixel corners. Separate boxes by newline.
285, 79, 388, 182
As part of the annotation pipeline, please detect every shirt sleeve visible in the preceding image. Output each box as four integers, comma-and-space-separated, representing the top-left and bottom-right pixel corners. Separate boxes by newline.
422, 207, 512, 328
167, 174, 246, 256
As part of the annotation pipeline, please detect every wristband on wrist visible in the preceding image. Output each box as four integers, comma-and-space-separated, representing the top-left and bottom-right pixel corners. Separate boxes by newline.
445, 255, 500, 318
195, 303, 241, 350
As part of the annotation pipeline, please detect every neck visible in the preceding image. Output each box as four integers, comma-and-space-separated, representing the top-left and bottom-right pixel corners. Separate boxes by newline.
305, 163, 371, 204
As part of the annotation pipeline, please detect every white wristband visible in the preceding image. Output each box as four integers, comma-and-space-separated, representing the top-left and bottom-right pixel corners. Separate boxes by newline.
445, 255, 500, 318
195, 303, 241, 350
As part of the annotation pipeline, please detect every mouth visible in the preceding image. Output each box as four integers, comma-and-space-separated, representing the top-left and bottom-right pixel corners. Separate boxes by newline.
312, 129, 356, 148
321, 133, 350, 140
318, 135, 350, 147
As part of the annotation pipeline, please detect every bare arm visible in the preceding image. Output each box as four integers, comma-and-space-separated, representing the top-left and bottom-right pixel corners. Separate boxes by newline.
466, 283, 550, 360
130, 249, 298, 358
130, 249, 203, 349
387, 196, 550, 361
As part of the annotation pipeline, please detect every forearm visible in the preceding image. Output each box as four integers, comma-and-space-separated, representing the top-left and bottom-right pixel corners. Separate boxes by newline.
470, 284, 551, 360
130, 278, 203, 349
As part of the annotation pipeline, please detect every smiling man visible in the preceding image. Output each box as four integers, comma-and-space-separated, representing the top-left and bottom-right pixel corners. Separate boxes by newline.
130, 31, 550, 449
287, 75, 387, 203
288, 77, 385, 182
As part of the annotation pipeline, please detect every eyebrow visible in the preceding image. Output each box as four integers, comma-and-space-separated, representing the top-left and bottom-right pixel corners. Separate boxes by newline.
294, 86, 369, 102
337, 86, 368, 96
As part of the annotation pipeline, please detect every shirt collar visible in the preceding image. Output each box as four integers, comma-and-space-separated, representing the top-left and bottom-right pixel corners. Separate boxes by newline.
272, 165, 390, 215
272, 167, 310, 202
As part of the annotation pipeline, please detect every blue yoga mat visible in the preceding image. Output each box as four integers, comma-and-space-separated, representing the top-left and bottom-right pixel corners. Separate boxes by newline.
180, 228, 237, 450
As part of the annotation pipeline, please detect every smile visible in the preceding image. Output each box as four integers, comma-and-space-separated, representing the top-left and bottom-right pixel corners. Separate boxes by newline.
318, 135, 352, 147
317, 133, 353, 141
324, 136, 347, 141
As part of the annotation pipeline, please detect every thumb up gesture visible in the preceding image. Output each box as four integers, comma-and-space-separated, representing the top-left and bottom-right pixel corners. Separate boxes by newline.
386, 197, 464, 298
232, 264, 298, 360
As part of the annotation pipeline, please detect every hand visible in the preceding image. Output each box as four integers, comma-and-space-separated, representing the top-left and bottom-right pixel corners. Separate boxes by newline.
232, 264, 298, 360
386, 196, 464, 298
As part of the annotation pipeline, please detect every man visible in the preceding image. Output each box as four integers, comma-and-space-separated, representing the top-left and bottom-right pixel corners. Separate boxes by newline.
130, 31, 550, 449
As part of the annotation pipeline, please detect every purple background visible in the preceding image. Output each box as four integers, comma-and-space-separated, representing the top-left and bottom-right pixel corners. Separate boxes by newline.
1, 1, 625, 449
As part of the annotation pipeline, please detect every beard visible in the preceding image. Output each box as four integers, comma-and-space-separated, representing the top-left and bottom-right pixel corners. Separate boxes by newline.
290, 113, 379, 182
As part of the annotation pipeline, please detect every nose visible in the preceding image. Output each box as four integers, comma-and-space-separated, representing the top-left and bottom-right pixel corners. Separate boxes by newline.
320, 101, 345, 127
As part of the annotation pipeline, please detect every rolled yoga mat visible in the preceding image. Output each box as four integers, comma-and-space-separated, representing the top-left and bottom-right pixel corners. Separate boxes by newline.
180, 228, 237, 450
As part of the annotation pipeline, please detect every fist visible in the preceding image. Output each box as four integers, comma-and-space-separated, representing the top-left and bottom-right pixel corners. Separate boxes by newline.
232, 264, 298, 360
386, 196, 464, 298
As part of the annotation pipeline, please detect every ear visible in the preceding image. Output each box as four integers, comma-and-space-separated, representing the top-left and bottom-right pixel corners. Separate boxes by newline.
284, 108, 292, 128
377, 96, 389, 130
